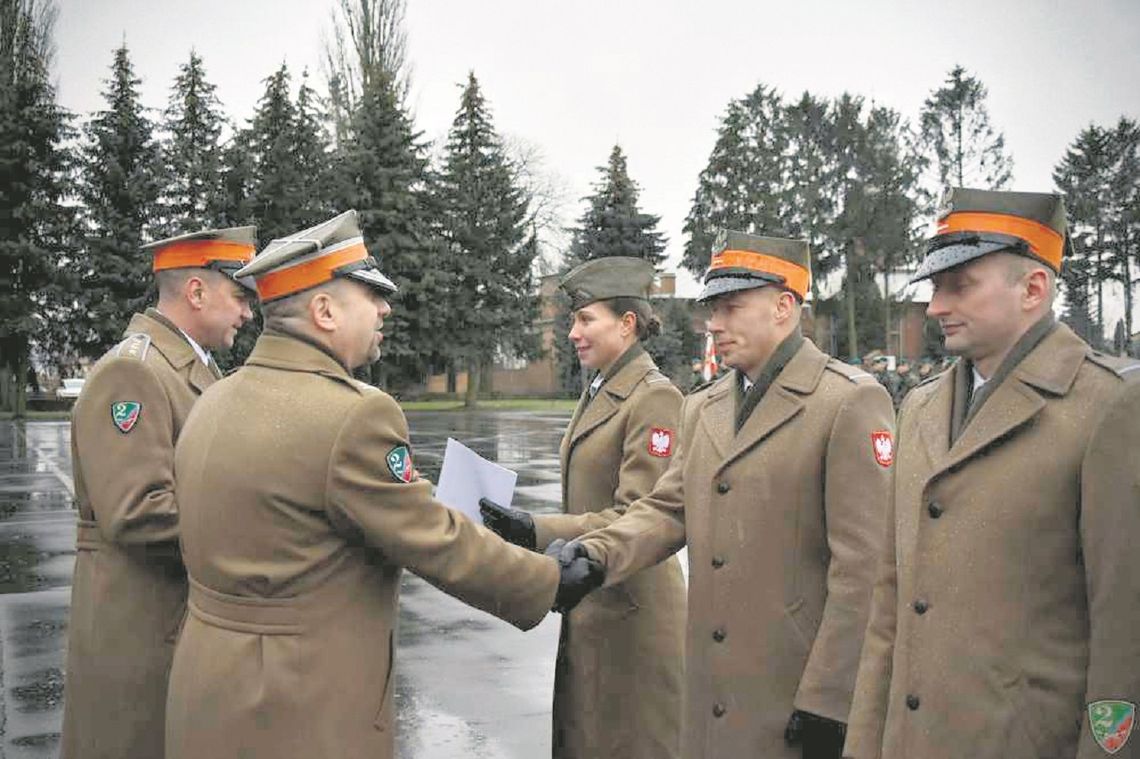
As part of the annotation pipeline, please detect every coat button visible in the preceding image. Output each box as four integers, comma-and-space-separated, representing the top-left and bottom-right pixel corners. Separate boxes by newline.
906, 694, 920, 710
711, 556, 725, 569
716, 481, 730, 494
712, 628, 726, 642
914, 599, 929, 615
927, 502, 943, 518
713, 703, 727, 717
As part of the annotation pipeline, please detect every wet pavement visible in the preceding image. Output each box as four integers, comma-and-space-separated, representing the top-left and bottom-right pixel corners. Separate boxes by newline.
0, 410, 686, 759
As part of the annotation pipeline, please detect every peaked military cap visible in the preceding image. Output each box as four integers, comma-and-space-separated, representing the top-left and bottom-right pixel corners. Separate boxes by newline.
143, 226, 257, 289
698, 231, 812, 302
911, 188, 1068, 282
559, 256, 656, 310
236, 210, 397, 303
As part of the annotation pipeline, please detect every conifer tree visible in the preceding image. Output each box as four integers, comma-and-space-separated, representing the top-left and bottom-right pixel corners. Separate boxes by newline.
159, 50, 227, 234
438, 72, 537, 406
920, 65, 1013, 193
569, 144, 666, 266
0, 0, 72, 413
74, 42, 163, 356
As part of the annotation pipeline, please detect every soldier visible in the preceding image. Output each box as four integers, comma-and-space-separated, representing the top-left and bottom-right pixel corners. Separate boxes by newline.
61, 227, 257, 759
843, 189, 1140, 759
480, 257, 686, 758
164, 211, 590, 759
554, 232, 896, 758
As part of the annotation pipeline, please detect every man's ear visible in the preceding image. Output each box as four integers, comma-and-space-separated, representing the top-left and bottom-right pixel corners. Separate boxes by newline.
774, 289, 797, 324
1023, 268, 1051, 311
185, 275, 207, 311
309, 291, 338, 333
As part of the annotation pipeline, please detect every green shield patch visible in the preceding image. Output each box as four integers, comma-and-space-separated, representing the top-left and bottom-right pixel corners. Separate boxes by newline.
1089, 700, 1135, 754
111, 401, 142, 433
385, 445, 415, 483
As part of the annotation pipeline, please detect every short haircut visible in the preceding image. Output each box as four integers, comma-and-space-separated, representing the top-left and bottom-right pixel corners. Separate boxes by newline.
260, 280, 346, 332
1003, 253, 1057, 303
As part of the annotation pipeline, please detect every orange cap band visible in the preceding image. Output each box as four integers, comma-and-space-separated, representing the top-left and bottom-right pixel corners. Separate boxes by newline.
152, 239, 255, 272
936, 212, 1064, 270
254, 241, 369, 302
708, 249, 811, 298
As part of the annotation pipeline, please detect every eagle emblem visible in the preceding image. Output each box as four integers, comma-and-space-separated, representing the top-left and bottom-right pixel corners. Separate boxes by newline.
871, 430, 894, 468
648, 427, 674, 458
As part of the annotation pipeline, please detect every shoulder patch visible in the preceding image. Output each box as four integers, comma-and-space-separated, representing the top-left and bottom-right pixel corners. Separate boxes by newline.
648, 427, 674, 457
115, 333, 152, 361
111, 401, 142, 433
385, 445, 416, 483
1086, 351, 1140, 380
824, 360, 876, 384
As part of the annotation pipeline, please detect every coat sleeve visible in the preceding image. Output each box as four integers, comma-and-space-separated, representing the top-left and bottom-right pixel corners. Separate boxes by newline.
533, 381, 682, 549
796, 380, 894, 725
73, 357, 180, 546
843, 389, 913, 759
575, 392, 693, 587
325, 391, 559, 631
1076, 381, 1140, 759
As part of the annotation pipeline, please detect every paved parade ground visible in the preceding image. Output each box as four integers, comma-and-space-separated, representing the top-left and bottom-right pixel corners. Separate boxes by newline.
0, 410, 670, 759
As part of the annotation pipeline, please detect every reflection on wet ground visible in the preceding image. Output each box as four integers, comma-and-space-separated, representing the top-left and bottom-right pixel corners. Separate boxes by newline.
0, 411, 581, 758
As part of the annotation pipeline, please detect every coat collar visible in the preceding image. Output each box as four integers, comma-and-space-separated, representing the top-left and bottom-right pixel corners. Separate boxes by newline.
702, 338, 828, 469
244, 331, 361, 391
127, 309, 220, 391
919, 323, 1088, 478
567, 348, 657, 449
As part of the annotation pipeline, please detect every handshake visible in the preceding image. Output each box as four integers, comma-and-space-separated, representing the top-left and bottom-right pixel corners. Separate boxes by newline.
479, 498, 604, 613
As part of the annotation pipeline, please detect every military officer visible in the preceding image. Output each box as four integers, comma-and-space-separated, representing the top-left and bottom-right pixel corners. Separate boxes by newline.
61, 226, 257, 759
480, 257, 686, 758
554, 232, 895, 758
843, 189, 1140, 759
165, 211, 591, 759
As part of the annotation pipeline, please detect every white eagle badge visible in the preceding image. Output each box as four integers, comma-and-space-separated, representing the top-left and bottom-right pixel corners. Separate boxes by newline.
871, 430, 894, 468
649, 427, 674, 458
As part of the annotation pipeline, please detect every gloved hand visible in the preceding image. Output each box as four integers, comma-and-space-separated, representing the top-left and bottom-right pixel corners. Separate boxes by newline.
545, 539, 605, 613
479, 497, 536, 550
784, 709, 847, 759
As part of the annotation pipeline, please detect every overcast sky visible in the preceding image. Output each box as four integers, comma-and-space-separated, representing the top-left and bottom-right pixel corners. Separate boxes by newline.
53, 0, 1140, 299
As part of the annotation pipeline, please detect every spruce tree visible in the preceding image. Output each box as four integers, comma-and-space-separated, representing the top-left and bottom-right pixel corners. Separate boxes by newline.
74, 42, 163, 356
336, 69, 441, 389
920, 65, 1013, 193
438, 72, 537, 406
782, 92, 838, 301
159, 50, 227, 234
0, 0, 72, 413
682, 83, 787, 274
569, 144, 666, 265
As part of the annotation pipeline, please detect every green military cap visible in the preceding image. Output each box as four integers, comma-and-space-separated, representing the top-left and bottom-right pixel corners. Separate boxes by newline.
144, 226, 258, 290
236, 210, 397, 303
559, 257, 656, 310
697, 231, 812, 302
911, 188, 1068, 282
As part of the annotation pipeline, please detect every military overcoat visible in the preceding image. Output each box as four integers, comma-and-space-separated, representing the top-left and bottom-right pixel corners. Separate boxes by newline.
579, 338, 894, 757
533, 347, 686, 759
844, 324, 1140, 759
61, 309, 221, 759
165, 333, 559, 759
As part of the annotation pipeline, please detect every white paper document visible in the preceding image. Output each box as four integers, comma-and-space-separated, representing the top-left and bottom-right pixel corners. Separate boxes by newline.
435, 437, 518, 525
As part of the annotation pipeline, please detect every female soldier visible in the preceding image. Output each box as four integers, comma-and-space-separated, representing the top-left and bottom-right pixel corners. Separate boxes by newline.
481, 256, 686, 759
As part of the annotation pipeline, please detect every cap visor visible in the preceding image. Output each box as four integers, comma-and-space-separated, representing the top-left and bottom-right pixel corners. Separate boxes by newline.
697, 275, 778, 303
910, 239, 1013, 283
345, 267, 398, 295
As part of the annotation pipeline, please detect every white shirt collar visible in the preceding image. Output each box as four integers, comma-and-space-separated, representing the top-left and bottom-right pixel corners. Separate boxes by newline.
972, 365, 988, 392
157, 309, 211, 366
589, 372, 605, 396
741, 373, 754, 392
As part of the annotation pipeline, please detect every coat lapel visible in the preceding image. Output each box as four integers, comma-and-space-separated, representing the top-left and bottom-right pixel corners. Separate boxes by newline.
130, 310, 216, 394
929, 325, 1086, 479
567, 351, 654, 450
698, 376, 736, 462
916, 368, 955, 469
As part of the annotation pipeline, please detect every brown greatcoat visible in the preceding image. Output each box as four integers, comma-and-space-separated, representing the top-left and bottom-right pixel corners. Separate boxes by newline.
844, 324, 1140, 759
62, 309, 221, 759
532, 347, 687, 759
578, 338, 895, 758
165, 333, 560, 759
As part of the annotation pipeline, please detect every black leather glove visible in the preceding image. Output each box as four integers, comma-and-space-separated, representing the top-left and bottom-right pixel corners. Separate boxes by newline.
478, 497, 536, 550
545, 539, 605, 613
784, 710, 847, 759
